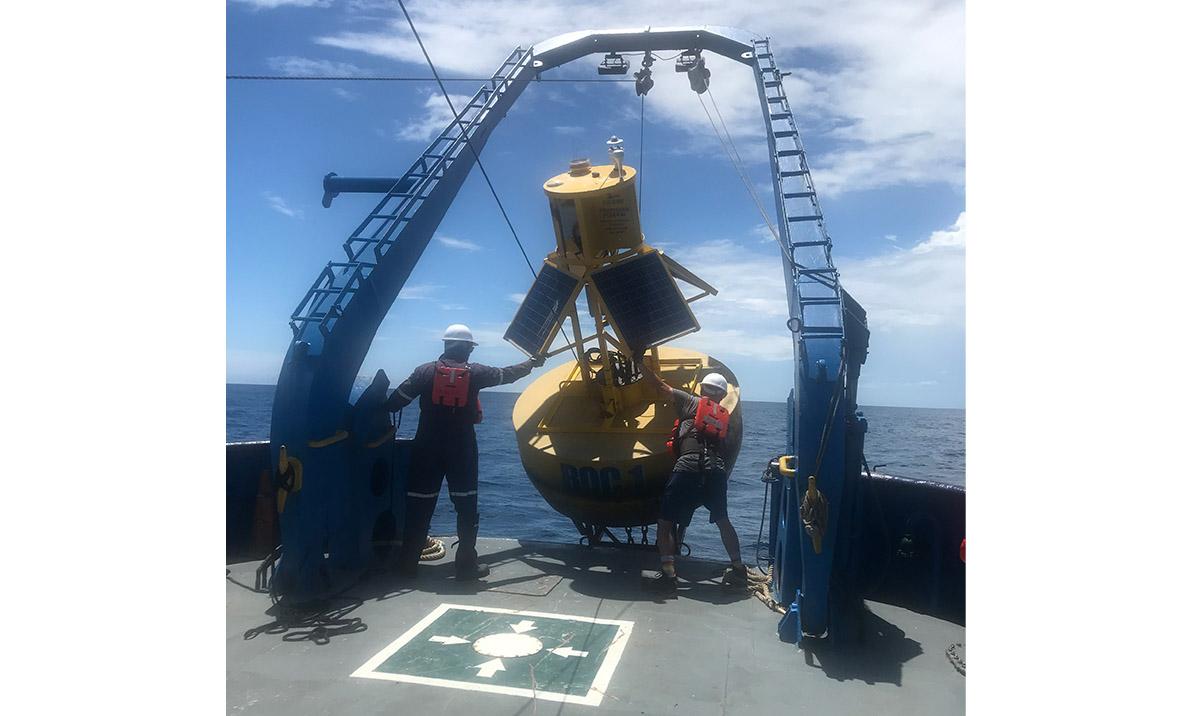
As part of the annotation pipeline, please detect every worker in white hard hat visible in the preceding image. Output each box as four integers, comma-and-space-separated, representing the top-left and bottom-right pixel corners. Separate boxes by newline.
385, 323, 545, 580
639, 356, 748, 591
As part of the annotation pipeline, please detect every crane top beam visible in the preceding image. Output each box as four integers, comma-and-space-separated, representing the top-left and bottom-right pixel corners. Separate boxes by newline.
532, 26, 761, 71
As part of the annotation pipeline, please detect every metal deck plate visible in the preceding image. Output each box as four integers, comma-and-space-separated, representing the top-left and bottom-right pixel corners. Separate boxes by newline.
228, 538, 965, 715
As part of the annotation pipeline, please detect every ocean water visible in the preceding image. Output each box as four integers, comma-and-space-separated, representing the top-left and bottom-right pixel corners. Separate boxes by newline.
227, 384, 963, 561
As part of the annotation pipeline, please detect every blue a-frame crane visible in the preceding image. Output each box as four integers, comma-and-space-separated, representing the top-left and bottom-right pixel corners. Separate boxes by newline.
267, 25, 869, 643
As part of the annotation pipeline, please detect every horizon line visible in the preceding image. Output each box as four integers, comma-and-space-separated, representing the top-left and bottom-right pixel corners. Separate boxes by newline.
225, 382, 963, 411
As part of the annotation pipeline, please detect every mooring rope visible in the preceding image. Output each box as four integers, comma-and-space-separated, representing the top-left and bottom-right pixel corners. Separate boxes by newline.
420, 536, 447, 561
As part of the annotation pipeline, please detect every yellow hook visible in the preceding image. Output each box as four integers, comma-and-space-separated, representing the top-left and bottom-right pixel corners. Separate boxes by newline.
276, 445, 303, 514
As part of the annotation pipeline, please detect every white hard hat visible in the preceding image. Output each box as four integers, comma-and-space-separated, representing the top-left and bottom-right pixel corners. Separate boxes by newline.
700, 372, 728, 395
442, 323, 478, 345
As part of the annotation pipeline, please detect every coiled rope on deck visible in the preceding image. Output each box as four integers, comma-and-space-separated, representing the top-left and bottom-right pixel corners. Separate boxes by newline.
420, 536, 446, 561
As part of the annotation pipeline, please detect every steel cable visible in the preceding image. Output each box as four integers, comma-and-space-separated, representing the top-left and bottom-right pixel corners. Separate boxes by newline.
393, 0, 572, 349
694, 91, 791, 258
227, 75, 634, 83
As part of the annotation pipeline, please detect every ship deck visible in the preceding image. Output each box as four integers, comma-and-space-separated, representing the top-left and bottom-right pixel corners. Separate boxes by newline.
227, 538, 964, 715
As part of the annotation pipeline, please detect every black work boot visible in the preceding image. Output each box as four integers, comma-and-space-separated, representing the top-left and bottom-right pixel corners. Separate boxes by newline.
455, 561, 491, 580
722, 563, 750, 587
394, 533, 425, 578
454, 511, 488, 580
645, 567, 678, 593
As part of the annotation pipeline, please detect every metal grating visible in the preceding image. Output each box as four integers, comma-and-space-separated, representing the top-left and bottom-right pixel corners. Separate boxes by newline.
590, 252, 700, 353
504, 263, 581, 356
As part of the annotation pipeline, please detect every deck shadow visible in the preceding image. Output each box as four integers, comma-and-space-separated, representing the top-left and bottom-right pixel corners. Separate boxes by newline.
365, 541, 751, 606
801, 606, 924, 686
233, 539, 757, 644
513, 539, 753, 606
240, 595, 369, 645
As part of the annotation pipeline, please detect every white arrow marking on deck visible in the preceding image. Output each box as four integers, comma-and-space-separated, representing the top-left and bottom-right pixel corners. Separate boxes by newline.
474, 658, 506, 678
549, 647, 589, 658
429, 635, 470, 645
509, 620, 536, 633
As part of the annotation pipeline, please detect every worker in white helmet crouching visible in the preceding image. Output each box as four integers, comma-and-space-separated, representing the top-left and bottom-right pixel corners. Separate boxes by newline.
386, 323, 545, 580
639, 356, 747, 591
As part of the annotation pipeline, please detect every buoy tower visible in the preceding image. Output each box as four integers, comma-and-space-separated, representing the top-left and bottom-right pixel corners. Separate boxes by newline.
506, 137, 743, 540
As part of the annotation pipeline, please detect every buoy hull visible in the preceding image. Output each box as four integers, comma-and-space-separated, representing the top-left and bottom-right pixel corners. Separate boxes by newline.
513, 347, 742, 528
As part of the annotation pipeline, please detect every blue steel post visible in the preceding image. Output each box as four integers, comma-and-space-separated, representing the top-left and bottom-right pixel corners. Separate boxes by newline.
321, 174, 420, 208
752, 38, 850, 640
269, 48, 536, 603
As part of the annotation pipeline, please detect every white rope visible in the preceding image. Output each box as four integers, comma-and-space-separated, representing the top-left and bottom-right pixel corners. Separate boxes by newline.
694, 91, 784, 252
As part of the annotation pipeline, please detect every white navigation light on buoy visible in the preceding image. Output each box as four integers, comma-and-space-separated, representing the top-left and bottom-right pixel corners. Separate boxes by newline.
607, 135, 625, 179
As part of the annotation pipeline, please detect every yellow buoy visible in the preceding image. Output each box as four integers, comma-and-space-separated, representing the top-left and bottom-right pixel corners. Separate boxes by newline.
507, 139, 742, 533
513, 345, 742, 528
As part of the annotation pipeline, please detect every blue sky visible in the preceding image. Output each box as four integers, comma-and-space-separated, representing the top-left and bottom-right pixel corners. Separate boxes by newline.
227, 0, 964, 408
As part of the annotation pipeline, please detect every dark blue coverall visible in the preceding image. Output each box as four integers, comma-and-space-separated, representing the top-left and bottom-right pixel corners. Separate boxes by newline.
385, 353, 536, 573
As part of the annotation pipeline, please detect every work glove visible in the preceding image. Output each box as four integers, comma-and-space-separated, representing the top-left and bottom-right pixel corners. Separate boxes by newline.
530, 354, 546, 368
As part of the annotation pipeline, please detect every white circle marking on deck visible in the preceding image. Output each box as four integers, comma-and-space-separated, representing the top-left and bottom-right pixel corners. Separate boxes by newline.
472, 633, 544, 658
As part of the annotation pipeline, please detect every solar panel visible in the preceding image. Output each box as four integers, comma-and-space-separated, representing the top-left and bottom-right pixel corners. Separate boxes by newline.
591, 251, 700, 352
504, 263, 582, 356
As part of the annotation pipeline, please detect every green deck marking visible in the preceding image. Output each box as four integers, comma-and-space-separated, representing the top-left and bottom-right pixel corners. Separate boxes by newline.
351, 604, 634, 706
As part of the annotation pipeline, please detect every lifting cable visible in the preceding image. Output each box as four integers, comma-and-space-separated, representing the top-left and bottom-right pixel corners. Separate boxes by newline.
698, 88, 779, 241
709, 85, 798, 254
694, 90, 791, 259
395, 0, 536, 278
707, 87, 755, 195
226, 75, 635, 83
638, 95, 646, 206
393, 0, 572, 350
698, 87, 839, 287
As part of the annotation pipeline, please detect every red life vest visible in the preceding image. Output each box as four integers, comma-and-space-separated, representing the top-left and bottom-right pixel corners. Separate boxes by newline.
432, 362, 470, 408
666, 418, 683, 457
665, 397, 729, 457
695, 397, 730, 442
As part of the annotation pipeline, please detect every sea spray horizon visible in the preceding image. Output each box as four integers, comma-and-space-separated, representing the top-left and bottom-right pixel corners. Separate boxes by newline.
227, 383, 963, 562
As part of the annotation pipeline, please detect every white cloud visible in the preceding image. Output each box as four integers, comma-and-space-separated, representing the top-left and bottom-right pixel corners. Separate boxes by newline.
912, 213, 965, 254
265, 55, 365, 77
553, 125, 585, 135
753, 223, 778, 244
435, 235, 483, 252
661, 210, 964, 364
312, 1, 962, 197
666, 240, 794, 361
263, 191, 302, 219
839, 212, 965, 330
331, 87, 359, 101
394, 92, 475, 142
507, 293, 526, 304
397, 282, 443, 300
884, 234, 897, 242
231, 0, 331, 10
